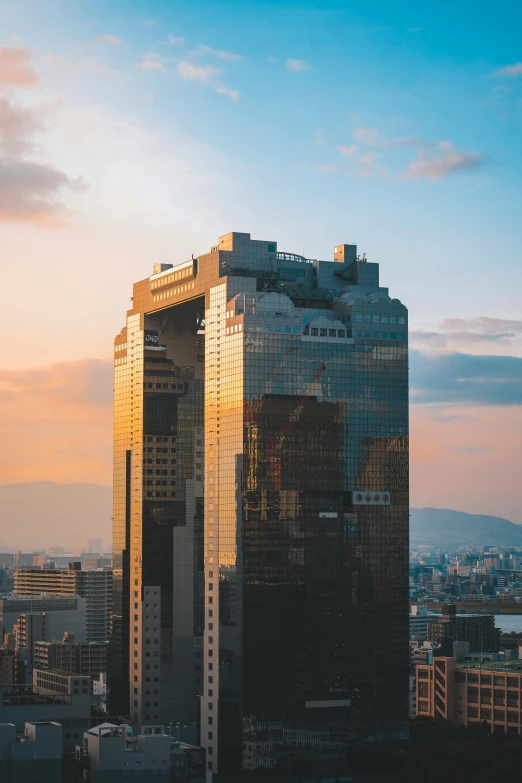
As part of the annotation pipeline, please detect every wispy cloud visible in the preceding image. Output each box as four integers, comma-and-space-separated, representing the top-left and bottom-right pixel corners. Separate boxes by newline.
178, 62, 219, 82
93, 34, 123, 46
429, 414, 478, 424
159, 35, 185, 46
348, 126, 491, 181
177, 61, 239, 100
191, 45, 243, 62
285, 58, 308, 72
0, 157, 86, 227
410, 317, 522, 354
137, 54, 166, 73
338, 144, 357, 156
141, 18, 158, 27
444, 445, 492, 454
45, 53, 121, 76
403, 141, 491, 181
0, 45, 39, 88
493, 62, 522, 78
410, 350, 522, 406
353, 126, 428, 149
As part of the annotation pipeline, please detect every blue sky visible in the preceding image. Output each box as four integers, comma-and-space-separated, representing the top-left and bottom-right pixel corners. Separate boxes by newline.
0, 0, 521, 519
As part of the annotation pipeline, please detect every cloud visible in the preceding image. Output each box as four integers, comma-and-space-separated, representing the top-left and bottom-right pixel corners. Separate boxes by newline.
410, 317, 522, 354
349, 126, 491, 181
191, 45, 243, 62
429, 414, 479, 424
177, 61, 239, 100
403, 142, 491, 181
0, 46, 87, 226
160, 35, 185, 46
410, 350, 522, 406
93, 34, 123, 46
0, 359, 113, 486
285, 59, 308, 71
0, 45, 39, 88
214, 84, 240, 101
0, 359, 112, 406
141, 18, 158, 27
493, 62, 522, 78
339, 144, 357, 156
44, 53, 121, 76
178, 62, 219, 82
353, 126, 428, 149
0, 96, 48, 154
444, 445, 492, 454
0, 156, 86, 226
137, 56, 166, 73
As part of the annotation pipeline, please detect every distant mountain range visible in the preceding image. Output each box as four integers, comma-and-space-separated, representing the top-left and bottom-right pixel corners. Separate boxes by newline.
0, 482, 111, 551
410, 507, 522, 547
0, 483, 520, 551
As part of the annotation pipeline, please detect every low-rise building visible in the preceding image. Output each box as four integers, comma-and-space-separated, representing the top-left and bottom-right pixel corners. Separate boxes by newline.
416, 657, 522, 734
79, 723, 172, 782
0, 668, 92, 731
0, 721, 62, 783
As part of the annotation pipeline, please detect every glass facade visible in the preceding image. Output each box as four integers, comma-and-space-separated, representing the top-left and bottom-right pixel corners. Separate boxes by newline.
111, 234, 408, 779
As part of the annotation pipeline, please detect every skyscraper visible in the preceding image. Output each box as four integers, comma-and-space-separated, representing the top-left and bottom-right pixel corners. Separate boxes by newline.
110, 232, 409, 778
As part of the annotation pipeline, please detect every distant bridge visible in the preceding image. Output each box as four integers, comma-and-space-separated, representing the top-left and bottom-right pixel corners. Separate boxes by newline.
411, 601, 522, 615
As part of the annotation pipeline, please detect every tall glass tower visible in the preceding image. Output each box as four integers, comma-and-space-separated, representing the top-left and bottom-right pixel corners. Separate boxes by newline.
110, 233, 409, 779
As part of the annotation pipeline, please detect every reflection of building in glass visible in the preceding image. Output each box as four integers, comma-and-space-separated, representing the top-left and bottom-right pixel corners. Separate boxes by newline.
110, 233, 409, 778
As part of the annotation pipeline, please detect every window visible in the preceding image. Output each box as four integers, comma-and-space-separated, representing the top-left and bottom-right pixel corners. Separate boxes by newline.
320, 328, 327, 336
373, 315, 380, 323
355, 314, 362, 322
398, 317, 405, 324
337, 330, 345, 338
311, 328, 318, 336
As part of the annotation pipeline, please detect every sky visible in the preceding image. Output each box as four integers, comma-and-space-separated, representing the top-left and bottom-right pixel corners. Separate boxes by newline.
0, 0, 521, 521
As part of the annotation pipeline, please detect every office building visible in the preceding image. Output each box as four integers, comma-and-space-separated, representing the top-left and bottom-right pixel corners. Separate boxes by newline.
427, 604, 499, 653
416, 658, 522, 734
34, 633, 108, 677
0, 721, 62, 783
14, 565, 112, 642
0, 595, 87, 640
110, 232, 409, 777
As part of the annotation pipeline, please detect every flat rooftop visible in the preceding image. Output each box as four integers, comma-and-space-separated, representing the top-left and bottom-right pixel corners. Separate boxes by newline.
457, 661, 522, 672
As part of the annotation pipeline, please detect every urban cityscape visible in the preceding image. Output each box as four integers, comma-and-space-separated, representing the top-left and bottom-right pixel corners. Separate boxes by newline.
1, 2, 521, 782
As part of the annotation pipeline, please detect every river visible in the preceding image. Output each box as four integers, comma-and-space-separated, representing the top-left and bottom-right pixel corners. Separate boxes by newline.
495, 615, 522, 633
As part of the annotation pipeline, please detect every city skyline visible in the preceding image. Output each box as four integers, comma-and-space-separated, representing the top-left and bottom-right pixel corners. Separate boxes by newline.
0, 1, 521, 522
